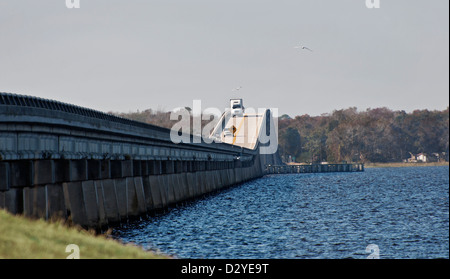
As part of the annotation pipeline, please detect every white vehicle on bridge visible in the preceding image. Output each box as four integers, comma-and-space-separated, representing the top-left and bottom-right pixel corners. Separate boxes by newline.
230, 98, 244, 117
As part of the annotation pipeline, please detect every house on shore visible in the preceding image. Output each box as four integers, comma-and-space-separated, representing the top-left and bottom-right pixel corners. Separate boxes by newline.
405, 152, 445, 163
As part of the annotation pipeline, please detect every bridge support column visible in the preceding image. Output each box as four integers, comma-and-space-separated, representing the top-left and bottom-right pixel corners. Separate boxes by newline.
141, 176, 153, 211
54, 160, 70, 183
165, 175, 176, 205
0, 162, 10, 191
186, 172, 195, 199
149, 161, 162, 175
133, 177, 147, 216
101, 160, 111, 179
10, 161, 33, 188
101, 179, 120, 224
133, 160, 142, 177
93, 181, 108, 228
205, 171, 212, 193
34, 160, 55, 186
114, 178, 128, 221
47, 184, 66, 220
81, 181, 100, 228
87, 160, 102, 180
0, 188, 21, 215
63, 182, 88, 227
179, 173, 189, 201
171, 173, 181, 202
23, 186, 47, 219
157, 176, 168, 208
148, 175, 163, 210
69, 160, 88, 182
126, 177, 146, 218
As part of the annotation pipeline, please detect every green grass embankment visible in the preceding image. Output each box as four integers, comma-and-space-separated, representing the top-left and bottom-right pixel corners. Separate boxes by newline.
0, 210, 169, 259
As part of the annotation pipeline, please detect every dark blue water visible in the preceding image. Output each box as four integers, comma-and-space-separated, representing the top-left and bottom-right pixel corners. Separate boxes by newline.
113, 166, 449, 259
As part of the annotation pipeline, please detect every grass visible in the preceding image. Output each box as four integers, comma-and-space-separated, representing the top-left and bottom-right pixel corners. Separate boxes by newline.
0, 210, 169, 259
364, 162, 449, 168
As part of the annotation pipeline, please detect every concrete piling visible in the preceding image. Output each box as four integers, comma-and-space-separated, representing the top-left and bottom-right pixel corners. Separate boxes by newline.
133, 177, 147, 216
158, 176, 169, 208
101, 179, 120, 224
94, 181, 108, 227
141, 176, 154, 211
63, 182, 88, 227
186, 172, 195, 199
0, 156, 280, 228
126, 177, 139, 217
166, 175, 176, 206
81, 180, 100, 228
0, 188, 21, 215
114, 178, 128, 221
148, 176, 163, 210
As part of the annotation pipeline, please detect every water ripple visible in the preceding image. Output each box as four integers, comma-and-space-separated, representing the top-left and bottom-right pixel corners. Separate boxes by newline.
113, 166, 449, 259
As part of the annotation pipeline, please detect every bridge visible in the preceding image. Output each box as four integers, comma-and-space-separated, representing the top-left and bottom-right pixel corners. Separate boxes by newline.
0, 92, 281, 229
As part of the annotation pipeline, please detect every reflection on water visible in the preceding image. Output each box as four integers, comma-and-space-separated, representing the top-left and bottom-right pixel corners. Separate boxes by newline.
113, 166, 449, 259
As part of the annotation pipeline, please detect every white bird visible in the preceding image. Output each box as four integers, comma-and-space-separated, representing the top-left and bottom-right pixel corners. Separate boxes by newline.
294, 44, 313, 52
232, 86, 242, 91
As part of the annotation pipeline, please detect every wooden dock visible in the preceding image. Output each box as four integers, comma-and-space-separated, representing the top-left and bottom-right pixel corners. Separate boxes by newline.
265, 163, 364, 174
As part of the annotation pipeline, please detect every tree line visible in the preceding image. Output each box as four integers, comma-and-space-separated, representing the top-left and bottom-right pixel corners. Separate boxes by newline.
111, 108, 218, 135
112, 106, 449, 163
278, 107, 449, 163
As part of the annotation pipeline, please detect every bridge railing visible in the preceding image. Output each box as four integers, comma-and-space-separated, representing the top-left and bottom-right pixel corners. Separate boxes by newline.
0, 92, 260, 161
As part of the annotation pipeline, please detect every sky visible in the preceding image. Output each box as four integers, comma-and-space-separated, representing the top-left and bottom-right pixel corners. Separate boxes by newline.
0, 0, 448, 117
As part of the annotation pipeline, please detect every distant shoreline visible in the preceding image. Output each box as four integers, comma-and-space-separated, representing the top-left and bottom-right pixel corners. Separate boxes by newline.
286, 162, 449, 168
364, 162, 449, 168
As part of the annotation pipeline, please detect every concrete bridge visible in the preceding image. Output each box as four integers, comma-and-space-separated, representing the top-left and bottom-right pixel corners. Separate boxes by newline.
0, 92, 281, 229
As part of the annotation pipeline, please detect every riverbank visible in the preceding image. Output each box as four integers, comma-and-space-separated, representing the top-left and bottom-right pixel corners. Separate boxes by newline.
364, 162, 449, 168
0, 210, 168, 259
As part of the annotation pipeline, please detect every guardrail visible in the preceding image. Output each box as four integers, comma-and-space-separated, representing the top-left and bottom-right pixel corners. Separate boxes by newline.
0, 92, 165, 130
0, 92, 257, 161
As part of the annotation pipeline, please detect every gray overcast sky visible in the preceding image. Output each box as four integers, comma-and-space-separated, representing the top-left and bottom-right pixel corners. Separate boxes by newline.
0, 0, 448, 116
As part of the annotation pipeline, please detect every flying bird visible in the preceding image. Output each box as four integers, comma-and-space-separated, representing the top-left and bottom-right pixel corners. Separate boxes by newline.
232, 86, 243, 91
294, 44, 313, 52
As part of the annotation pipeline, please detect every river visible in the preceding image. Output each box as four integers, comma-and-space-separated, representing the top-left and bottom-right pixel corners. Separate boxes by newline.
113, 166, 449, 259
